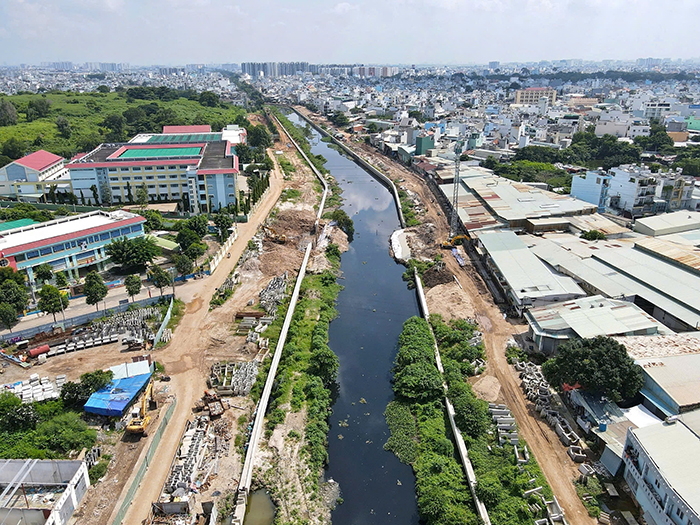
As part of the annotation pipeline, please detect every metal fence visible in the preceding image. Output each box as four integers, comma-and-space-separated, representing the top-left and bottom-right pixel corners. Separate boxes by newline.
3, 294, 174, 342
111, 397, 177, 525
153, 298, 174, 347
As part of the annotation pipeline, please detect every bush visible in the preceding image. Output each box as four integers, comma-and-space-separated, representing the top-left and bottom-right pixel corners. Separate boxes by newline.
89, 460, 109, 484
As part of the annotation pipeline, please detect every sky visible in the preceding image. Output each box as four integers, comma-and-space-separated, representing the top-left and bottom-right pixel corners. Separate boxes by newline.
1, 0, 700, 66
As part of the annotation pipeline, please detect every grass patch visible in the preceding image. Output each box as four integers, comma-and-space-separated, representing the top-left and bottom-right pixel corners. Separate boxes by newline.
165, 299, 185, 331
88, 459, 110, 484
278, 157, 296, 178
397, 188, 421, 227
280, 188, 302, 203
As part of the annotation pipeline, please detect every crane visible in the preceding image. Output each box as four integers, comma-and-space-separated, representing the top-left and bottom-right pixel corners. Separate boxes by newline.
449, 138, 465, 240
126, 380, 154, 435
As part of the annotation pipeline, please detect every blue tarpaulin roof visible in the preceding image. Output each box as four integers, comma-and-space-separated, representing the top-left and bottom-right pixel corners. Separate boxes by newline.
83, 373, 152, 417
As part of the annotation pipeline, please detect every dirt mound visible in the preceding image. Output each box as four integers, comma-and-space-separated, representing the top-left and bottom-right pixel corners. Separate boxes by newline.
271, 209, 316, 238
405, 222, 439, 260
425, 281, 476, 321
307, 253, 332, 274
259, 243, 305, 276
422, 264, 453, 287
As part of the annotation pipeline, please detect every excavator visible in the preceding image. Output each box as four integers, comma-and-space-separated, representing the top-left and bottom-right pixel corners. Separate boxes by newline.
441, 235, 470, 249
263, 225, 287, 244
126, 380, 155, 435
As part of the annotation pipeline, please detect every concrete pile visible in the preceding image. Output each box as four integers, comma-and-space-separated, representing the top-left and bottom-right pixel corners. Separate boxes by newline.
5, 373, 64, 403
489, 403, 520, 446
164, 417, 209, 495
259, 272, 288, 315
209, 361, 259, 397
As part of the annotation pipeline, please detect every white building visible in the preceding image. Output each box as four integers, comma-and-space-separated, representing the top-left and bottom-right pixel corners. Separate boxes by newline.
0, 150, 71, 201
606, 165, 662, 217
624, 412, 700, 525
570, 170, 611, 212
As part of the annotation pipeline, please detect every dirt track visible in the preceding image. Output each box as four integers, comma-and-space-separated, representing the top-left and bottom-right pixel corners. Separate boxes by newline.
107, 149, 286, 525
295, 107, 595, 525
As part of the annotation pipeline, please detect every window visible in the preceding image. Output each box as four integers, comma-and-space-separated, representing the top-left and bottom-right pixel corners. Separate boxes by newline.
199, 184, 206, 191
122, 176, 131, 181
227, 183, 234, 188
159, 184, 168, 188
148, 184, 156, 189
179, 165, 188, 169
121, 227, 131, 235
170, 174, 178, 179
77, 238, 87, 246
108, 168, 117, 172
133, 167, 141, 172
100, 232, 110, 240
157, 166, 165, 170
172, 192, 180, 197
146, 175, 154, 180
40, 247, 52, 256
130, 225, 141, 233
198, 175, 204, 181
15, 254, 25, 262
71, 241, 77, 248
145, 166, 153, 171
158, 175, 166, 180
53, 244, 64, 253
677, 509, 684, 520
120, 167, 129, 172
171, 183, 179, 188
134, 176, 143, 181
110, 177, 118, 182
26, 251, 39, 260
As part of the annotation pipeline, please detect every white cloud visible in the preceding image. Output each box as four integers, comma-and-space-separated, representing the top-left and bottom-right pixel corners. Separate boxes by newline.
332, 2, 359, 14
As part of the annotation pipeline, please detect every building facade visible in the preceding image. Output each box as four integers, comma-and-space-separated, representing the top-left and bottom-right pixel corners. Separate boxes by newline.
515, 87, 557, 105
0, 210, 146, 287
624, 417, 700, 525
0, 150, 71, 201
571, 170, 611, 212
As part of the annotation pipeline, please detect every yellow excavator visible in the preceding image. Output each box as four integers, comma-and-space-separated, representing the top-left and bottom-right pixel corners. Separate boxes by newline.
126, 380, 154, 435
263, 225, 287, 244
441, 235, 469, 249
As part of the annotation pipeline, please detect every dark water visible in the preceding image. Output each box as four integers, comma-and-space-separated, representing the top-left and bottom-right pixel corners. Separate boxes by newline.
242, 490, 276, 525
286, 112, 421, 525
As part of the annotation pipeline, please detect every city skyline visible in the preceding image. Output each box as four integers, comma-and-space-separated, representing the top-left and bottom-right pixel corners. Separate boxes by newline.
1, 0, 700, 66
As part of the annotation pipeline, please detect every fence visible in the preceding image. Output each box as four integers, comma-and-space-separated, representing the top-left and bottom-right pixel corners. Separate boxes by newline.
153, 298, 174, 347
3, 294, 174, 343
111, 397, 177, 525
208, 229, 240, 274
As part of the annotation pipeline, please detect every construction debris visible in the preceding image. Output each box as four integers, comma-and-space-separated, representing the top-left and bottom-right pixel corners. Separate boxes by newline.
209, 362, 259, 397
259, 272, 288, 315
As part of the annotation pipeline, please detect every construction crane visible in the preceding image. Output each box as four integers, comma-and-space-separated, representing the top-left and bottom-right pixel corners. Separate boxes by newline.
449, 139, 465, 239
126, 380, 155, 435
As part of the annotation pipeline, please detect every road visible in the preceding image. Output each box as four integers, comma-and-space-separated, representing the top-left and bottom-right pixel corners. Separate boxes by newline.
109, 155, 284, 525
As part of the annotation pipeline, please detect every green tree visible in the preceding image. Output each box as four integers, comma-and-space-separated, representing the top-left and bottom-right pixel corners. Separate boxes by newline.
0, 266, 26, 287
176, 228, 200, 251
124, 274, 142, 302
329, 112, 350, 127
0, 99, 18, 126
0, 302, 18, 332
184, 242, 206, 264
105, 236, 161, 270
2, 137, 25, 159
125, 181, 134, 204
34, 263, 53, 284
329, 209, 354, 241
139, 209, 163, 232
84, 271, 108, 311
174, 255, 193, 280
149, 266, 172, 296
102, 114, 126, 142
35, 412, 96, 453
37, 284, 68, 323
213, 213, 233, 241
248, 125, 272, 148
136, 183, 148, 207
27, 98, 51, 120
186, 214, 209, 237
55, 271, 68, 288
89, 184, 99, 205
580, 230, 607, 241
542, 336, 644, 402
55, 115, 71, 138
96, 85, 110, 94
76, 131, 102, 152
1, 280, 29, 315
198, 91, 220, 107
394, 361, 444, 402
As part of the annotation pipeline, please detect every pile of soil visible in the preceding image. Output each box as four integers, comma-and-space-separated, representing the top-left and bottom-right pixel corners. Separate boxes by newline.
272, 209, 316, 238
259, 243, 304, 276
422, 264, 453, 287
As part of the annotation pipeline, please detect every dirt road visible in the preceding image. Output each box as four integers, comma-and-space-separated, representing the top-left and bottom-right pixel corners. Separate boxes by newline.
110, 153, 285, 525
294, 107, 595, 525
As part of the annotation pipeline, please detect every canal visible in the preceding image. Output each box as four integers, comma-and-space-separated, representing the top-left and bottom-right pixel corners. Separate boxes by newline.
286, 111, 421, 524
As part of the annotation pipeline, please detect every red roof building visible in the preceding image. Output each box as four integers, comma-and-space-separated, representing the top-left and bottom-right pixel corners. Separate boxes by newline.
14, 150, 64, 172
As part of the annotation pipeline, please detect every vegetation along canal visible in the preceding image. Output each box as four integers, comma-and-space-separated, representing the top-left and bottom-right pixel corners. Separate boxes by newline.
286, 111, 421, 523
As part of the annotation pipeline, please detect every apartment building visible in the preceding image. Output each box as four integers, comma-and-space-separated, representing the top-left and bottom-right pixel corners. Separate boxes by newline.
623, 413, 700, 525
606, 165, 664, 217
514, 87, 557, 105
570, 170, 611, 212
67, 126, 243, 213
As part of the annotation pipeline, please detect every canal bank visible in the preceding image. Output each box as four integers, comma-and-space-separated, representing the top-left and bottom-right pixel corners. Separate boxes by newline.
284, 111, 422, 524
